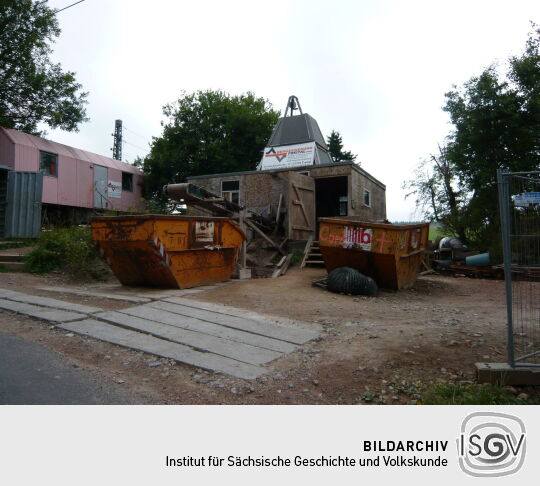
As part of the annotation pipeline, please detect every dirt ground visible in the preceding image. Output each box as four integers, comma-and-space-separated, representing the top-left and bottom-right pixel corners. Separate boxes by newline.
0, 266, 509, 404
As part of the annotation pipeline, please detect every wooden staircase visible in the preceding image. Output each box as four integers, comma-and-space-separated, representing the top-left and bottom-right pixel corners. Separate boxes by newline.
301, 237, 325, 268
0, 253, 26, 272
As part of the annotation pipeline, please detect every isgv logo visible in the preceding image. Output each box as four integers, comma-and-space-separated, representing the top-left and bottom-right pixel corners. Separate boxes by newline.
457, 412, 526, 477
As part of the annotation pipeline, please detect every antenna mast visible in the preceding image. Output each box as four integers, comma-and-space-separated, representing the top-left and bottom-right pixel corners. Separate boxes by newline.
112, 119, 123, 160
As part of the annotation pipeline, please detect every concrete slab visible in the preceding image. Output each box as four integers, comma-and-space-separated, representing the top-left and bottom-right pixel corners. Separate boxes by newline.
59, 319, 266, 379
156, 299, 320, 344
94, 311, 283, 365
164, 296, 322, 337
476, 362, 540, 386
0, 288, 101, 314
115, 305, 296, 353
38, 286, 152, 304
0, 298, 86, 323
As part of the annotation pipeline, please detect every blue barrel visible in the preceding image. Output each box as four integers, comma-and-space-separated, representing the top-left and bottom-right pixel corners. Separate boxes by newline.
465, 253, 491, 266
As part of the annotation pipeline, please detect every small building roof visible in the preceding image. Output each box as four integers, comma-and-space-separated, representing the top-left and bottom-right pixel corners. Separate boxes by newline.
187, 161, 386, 190
0, 126, 143, 175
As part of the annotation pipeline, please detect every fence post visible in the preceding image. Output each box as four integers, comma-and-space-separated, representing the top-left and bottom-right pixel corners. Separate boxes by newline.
497, 169, 515, 367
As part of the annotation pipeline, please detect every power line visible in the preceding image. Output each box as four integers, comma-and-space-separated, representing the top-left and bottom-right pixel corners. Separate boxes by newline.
55, 0, 86, 13
124, 126, 151, 144
123, 139, 149, 153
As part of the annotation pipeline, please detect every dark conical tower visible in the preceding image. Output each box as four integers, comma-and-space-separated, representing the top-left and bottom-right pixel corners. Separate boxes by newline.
258, 96, 332, 170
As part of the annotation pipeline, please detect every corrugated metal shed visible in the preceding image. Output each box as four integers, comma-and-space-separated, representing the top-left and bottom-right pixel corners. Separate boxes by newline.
5, 171, 43, 238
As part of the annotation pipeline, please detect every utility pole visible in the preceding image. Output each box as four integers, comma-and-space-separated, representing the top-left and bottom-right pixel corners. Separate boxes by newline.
112, 119, 123, 160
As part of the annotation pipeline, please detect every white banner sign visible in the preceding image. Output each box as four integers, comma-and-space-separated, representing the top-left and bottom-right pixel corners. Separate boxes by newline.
107, 180, 122, 198
260, 142, 316, 170
514, 192, 540, 207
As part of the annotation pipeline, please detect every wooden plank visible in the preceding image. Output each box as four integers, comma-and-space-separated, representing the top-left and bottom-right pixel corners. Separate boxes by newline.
275, 255, 287, 268
94, 311, 282, 365
300, 235, 314, 269
161, 297, 321, 344
287, 173, 315, 241
115, 304, 296, 353
58, 319, 266, 380
278, 253, 293, 276
290, 185, 314, 192
292, 183, 310, 226
275, 193, 283, 224
245, 219, 286, 255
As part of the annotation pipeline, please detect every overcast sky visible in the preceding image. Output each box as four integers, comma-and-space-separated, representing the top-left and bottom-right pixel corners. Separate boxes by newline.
44, 0, 540, 220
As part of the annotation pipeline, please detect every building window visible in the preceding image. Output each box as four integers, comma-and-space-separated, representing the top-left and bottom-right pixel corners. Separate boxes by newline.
363, 188, 371, 207
222, 180, 240, 205
122, 172, 133, 191
339, 196, 348, 216
40, 151, 58, 177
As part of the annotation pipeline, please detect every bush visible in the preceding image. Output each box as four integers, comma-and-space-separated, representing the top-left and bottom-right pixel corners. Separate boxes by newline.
25, 226, 103, 277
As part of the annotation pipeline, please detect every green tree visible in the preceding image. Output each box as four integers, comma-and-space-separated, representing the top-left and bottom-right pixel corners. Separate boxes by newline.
405, 25, 540, 253
0, 0, 88, 134
326, 130, 357, 163
142, 90, 280, 207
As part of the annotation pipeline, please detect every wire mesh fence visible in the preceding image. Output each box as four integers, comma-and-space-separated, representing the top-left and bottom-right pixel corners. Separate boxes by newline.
498, 170, 540, 367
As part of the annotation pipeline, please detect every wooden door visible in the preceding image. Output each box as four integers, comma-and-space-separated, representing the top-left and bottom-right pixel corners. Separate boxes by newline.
286, 172, 315, 240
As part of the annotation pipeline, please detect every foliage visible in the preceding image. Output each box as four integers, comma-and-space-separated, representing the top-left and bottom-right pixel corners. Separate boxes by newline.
0, 0, 88, 135
25, 226, 103, 278
326, 130, 357, 163
404, 25, 540, 253
428, 222, 444, 241
289, 250, 304, 267
141, 90, 280, 208
420, 383, 533, 405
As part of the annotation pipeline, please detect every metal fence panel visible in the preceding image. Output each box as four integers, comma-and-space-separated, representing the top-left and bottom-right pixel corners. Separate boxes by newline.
5, 171, 43, 238
498, 170, 540, 367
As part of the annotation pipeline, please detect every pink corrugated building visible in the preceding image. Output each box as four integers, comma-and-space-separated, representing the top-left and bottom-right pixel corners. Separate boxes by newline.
0, 126, 145, 236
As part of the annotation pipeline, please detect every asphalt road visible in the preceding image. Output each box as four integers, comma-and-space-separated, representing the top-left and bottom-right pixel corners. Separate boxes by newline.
0, 332, 133, 405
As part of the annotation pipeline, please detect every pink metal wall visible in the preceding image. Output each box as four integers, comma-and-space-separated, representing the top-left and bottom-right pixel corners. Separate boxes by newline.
0, 130, 15, 169
0, 127, 145, 211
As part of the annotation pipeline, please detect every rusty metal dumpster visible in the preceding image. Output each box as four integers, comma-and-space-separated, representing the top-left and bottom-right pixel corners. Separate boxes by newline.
319, 218, 429, 290
91, 215, 245, 288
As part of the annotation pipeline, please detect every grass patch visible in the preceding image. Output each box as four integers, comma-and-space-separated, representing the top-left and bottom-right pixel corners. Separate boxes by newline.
428, 223, 445, 241
420, 383, 533, 405
290, 250, 304, 267
25, 226, 105, 279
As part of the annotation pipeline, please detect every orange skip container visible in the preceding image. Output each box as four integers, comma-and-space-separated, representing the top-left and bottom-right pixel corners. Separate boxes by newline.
319, 218, 429, 290
91, 215, 245, 288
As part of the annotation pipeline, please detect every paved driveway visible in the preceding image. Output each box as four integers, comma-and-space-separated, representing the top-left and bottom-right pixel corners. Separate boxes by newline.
0, 332, 133, 405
